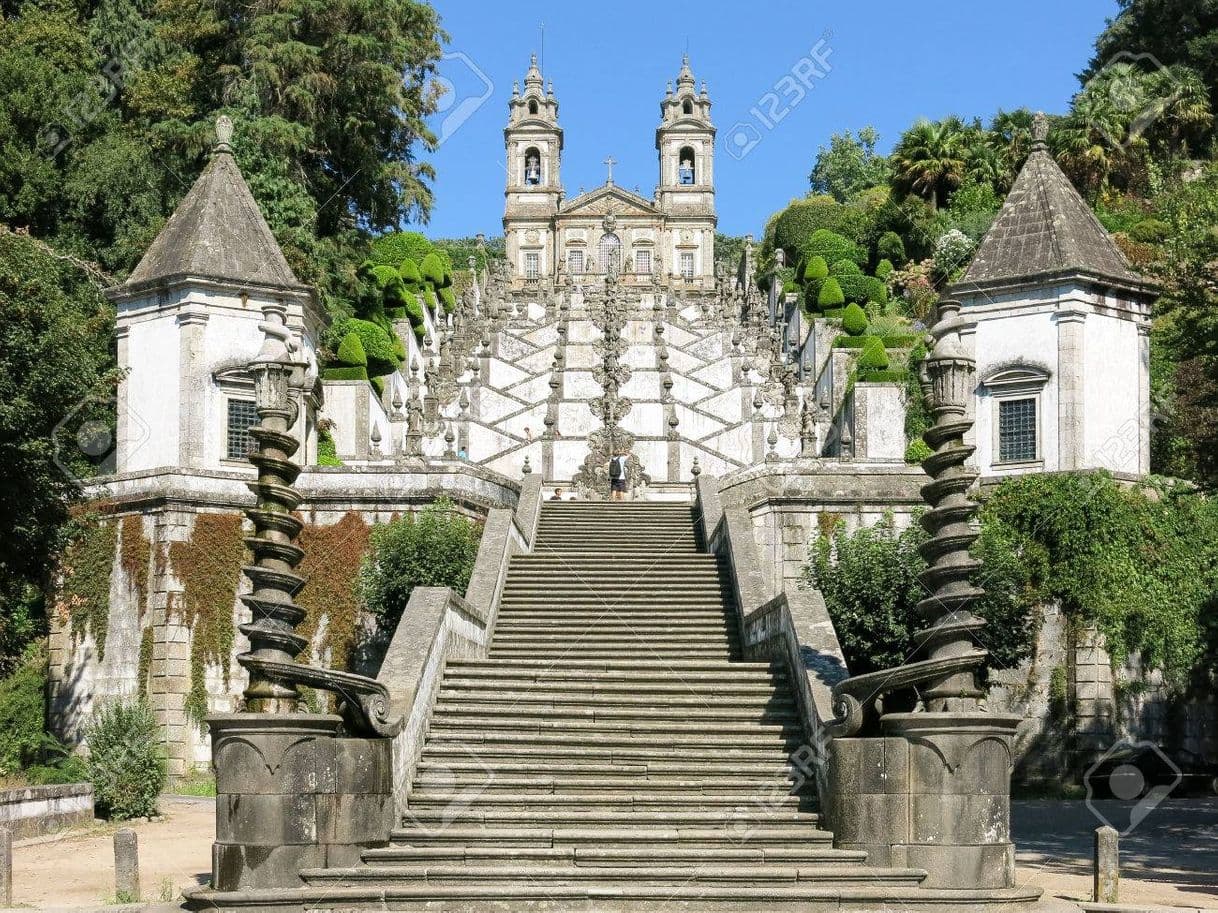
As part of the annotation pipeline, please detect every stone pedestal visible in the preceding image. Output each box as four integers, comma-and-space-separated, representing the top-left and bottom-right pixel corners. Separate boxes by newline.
827, 713, 1021, 890
208, 713, 393, 891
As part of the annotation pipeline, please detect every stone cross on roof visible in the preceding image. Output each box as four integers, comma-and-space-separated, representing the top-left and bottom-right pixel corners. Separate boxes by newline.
603, 155, 616, 184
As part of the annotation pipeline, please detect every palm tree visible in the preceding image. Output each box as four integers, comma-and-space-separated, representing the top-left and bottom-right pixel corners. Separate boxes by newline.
987, 109, 1035, 192
889, 117, 970, 210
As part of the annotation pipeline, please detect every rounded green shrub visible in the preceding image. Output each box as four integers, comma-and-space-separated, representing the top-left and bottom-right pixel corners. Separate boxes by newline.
346, 318, 399, 377
370, 231, 432, 267
1128, 218, 1170, 244
439, 285, 456, 313
398, 258, 423, 290
802, 229, 864, 269
86, 700, 166, 820
803, 258, 833, 282
863, 275, 888, 305
335, 331, 367, 367
420, 252, 446, 287
878, 231, 906, 265
830, 259, 862, 277
817, 276, 845, 309
857, 336, 890, 372
359, 499, 482, 632
841, 302, 869, 336
370, 375, 385, 397
830, 259, 869, 302
875, 258, 895, 280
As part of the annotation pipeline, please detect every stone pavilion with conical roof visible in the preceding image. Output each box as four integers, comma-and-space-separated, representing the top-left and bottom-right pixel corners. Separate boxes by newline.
949, 113, 1158, 480
106, 116, 325, 474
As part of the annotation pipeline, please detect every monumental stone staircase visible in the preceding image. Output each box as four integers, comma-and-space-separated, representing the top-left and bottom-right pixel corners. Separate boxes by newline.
299, 501, 961, 909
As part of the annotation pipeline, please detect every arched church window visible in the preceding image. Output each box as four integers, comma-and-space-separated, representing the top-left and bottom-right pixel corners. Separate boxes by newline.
523, 147, 541, 186
598, 233, 621, 274
678, 146, 695, 185
682, 99, 693, 115
528, 99, 539, 115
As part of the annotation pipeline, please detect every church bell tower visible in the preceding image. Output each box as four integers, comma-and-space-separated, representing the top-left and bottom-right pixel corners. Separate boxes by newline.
656, 55, 716, 285
504, 54, 563, 283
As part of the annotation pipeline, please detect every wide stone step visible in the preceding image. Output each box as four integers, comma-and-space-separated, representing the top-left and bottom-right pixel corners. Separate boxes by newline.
399, 807, 814, 828
493, 621, 732, 632
423, 730, 802, 751
437, 676, 782, 694
363, 844, 858, 866
413, 771, 806, 793
389, 822, 827, 846
415, 759, 799, 779
203, 881, 1045, 912
428, 715, 795, 735
419, 743, 799, 764
302, 863, 925, 888
444, 658, 781, 675
489, 638, 735, 651
489, 650, 738, 661
434, 690, 793, 710
407, 788, 806, 809
433, 706, 794, 725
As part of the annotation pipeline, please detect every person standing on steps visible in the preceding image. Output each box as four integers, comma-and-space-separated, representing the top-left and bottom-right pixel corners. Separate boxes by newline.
549, 487, 565, 501
608, 451, 628, 501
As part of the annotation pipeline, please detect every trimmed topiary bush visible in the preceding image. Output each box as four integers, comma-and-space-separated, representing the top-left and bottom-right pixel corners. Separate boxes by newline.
86, 699, 166, 820
863, 275, 888, 305
857, 336, 890, 374
398, 258, 423, 290
817, 276, 845, 309
802, 256, 829, 283
420, 252, 446, 287
875, 258, 895, 280
1128, 218, 1170, 244
830, 259, 869, 303
878, 231, 906, 265
438, 285, 456, 313
801, 229, 864, 269
841, 302, 869, 336
335, 331, 367, 367
370, 375, 385, 397
370, 231, 432, 268
345, 319, 399, 377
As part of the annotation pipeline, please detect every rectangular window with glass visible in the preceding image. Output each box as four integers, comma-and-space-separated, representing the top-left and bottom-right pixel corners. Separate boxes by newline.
680, 251, 694, 278
226, 399, 259, 460
635, 249, 651, 275
524, 252, 539, 279
998, 397, 1037, 463
568, 249, 583, 274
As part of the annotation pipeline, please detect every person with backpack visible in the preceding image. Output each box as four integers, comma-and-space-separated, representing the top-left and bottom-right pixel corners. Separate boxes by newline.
608, 450, 628, 501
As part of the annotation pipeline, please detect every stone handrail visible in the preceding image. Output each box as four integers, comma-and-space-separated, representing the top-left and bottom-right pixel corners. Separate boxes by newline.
376, 473, 542, 816
696, 475, 849, 776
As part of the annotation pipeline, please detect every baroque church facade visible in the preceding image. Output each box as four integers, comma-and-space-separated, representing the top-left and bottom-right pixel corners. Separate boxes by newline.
49, 56, 1156, 772
503, 54, 717, 290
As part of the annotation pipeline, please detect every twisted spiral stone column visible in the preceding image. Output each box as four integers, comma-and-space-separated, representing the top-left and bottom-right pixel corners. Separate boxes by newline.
915, 298, 987, 711
238, 301, 308, 713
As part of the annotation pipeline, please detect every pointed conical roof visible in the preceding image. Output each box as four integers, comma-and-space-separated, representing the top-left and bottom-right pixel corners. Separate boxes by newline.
120, 117, 306, 294
952, 116, 1154, 297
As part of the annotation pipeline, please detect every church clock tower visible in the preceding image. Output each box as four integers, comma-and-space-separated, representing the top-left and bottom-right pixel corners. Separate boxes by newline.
504, 54, 563, 283
655, 55, 716, 286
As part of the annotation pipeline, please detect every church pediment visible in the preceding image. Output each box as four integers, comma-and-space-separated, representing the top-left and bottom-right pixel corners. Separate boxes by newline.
560, 185, 659, 218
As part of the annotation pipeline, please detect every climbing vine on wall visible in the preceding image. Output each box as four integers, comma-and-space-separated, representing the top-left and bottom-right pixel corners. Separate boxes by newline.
118, 515, 151, 616
54, 515, 118, 659
295, 511, 371, 673
167, 513, 246, 724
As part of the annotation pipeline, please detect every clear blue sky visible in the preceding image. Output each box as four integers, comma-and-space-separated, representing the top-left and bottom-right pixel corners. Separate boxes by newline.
418, 0, 1121, 239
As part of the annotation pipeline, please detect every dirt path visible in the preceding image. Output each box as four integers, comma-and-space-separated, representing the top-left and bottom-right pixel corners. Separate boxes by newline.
11, 797, 212, 908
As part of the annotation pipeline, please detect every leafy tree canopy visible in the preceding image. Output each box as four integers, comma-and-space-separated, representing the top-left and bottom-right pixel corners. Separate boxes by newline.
808, 127, 890, 203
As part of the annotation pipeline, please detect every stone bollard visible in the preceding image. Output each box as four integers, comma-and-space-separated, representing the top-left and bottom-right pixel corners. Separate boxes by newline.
1093, 825, 1119, 903
114, 828, 140, 902
0, 827, 11, 906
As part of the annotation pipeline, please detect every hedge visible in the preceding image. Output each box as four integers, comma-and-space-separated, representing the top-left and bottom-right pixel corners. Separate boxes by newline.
398, 258, 423, 289
841, 302, 869, 336
833, 333, 921, 349
370, 231, 432, 267
439, 285, 456, 313
803, 256, 828, 283
322, 365, 369, 381
875, 258, 895, 280
863, 275, 888, 305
